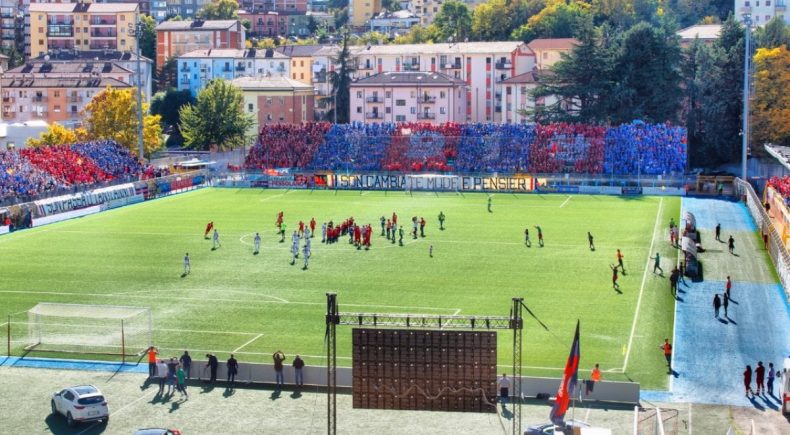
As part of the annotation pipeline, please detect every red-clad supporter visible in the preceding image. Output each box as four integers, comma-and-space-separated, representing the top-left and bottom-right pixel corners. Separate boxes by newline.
20, 145, 111, 185
246, 123, 331, 170
767, 176, 790, 198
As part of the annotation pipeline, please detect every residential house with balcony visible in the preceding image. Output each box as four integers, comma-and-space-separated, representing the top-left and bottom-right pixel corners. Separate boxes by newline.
309, 44, 338, 119
240, 0, 308, 13
349, 71, 467, 124
276, 44, 325, 85
27, 50, 153, 101
176, 48, 290, 96
231, 76, 315, 133
736, 0, 790, 25
1, 77, 131, 126
349, 0, 381, 27
150, 0, 215, 22
350, 41, 535, 122
239, 10, 288, 37
496, 70, 562, 124
28, 3, 139, 59
156, 19, 245, 67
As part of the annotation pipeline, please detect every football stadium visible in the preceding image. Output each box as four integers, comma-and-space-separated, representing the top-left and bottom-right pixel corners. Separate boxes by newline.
1, 119, 789, 435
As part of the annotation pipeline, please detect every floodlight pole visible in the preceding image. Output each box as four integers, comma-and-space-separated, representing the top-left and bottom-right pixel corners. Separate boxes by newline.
129, 18, 145, 161
741, 12, 752, 180
511, 298, 523, 435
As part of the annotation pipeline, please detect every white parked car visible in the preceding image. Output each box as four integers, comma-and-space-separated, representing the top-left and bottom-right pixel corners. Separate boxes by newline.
51, 385, 109, 427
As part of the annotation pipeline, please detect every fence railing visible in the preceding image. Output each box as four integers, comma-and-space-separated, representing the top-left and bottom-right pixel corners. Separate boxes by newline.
734, 177, 790, 300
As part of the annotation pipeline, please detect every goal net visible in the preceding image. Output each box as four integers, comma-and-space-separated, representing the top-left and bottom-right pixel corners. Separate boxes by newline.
25, 303, 152, 359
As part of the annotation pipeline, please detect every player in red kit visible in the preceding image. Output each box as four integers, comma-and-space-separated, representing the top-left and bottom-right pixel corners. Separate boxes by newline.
298, 220, 305, 236
392, 212, 398, 227
354, 225, 362, 248
204, 221, 214, 239
276, 211, 283, 228
309, 218, 316, 237
364, 224, 372, 249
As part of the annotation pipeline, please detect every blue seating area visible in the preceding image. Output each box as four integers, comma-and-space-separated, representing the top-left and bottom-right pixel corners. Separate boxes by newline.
71, 141, 142, 178
247, 121, 688, 175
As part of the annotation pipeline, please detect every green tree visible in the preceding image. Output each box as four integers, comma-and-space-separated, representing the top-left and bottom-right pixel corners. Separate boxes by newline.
472, 0, 513, 41
0, 46, 24, 69
531, 16, 616, 123
150, 88, 195, 147
196, 0, 239, 20
328, 30, 356, 123
680, 38, 708, 159
138, 15, 157, 64
512, 0, 590, 42
155, 57, 178, 92
755, 16, 790, 49
608, 21, 682, 124
433, 0, 472, 42
381, 0, 401, 11
351, 31, 391, 45
82, 87, 163, 157
691, 15, 744, 166
179, 79, 254, 151
393, 24, 439, 44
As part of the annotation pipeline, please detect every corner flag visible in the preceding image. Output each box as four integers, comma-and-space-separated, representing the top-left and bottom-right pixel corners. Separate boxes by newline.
549, 320, 580, 425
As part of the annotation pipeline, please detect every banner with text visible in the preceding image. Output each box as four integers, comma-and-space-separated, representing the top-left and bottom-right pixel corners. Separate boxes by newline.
34, 184, 136, 216
331, 174, 534, 192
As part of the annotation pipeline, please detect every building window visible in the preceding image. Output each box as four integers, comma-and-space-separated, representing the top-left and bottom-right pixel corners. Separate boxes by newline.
266, 98, 272, 106
521, 87, 527, 95
396, 115, 406, 122
300, 73, 304, 80
54, 91, 60, 97
395, 99, 406, 106
410, 107, 416, 114
385, 91, 391, 98
356, 106, 362, 113
248, 103, 253, 112
54, 105, 61, 113
440, 91, 446, 98
38, 40, 44, 45
385, 107, 391, 114
300, 60, 304, 67
506, 87, 512, 95
440, 107, 446, 114
120, 15, 125, 21
71, 106, 77, 113
356, 91, 363, 98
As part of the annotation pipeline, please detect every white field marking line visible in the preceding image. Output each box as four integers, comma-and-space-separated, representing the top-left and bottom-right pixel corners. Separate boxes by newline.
259, 190, 293, 202
452, 308, 461, 316
559, 195, 572, 208
75, 391, 151, 435
622, 197, 663, 372
584, 407, 591, 423
158, 327, 261, 336
0, 290, 455, 313
233, 333, 264, 353
688, 403, 692, 435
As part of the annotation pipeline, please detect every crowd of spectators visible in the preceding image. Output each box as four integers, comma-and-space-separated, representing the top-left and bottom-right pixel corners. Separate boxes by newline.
21, 146, 111, 186
767, 176, 790, 198
0, 141, 144, 204
250, 121, 687, 176
245, 123, 331, 170
310, 123, 395, 171
71, 141, 141, 178
603, 122, 687, 176
0, 149, 58, 202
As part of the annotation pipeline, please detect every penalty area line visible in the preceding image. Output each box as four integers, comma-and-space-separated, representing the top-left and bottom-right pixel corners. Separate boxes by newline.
622, 197, 663, 372
559, 196, 572, 208
233, 333, 264, 353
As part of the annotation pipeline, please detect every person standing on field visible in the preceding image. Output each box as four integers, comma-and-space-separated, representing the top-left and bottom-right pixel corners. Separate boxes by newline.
147, 346, 158, 378
651, 252, 663, 275
725, 276, 732, 299
723, 292, 729, 317
487, 195, 493, 213
399, 226, 404, 246
524, 228, 531, 247
715, 223, 721, 242
660, 339, 672, 373
183, 253, 190, 276
713, 294, 721, 318
535, 225, 544, 247
728, 235, 735, 254
253, 232, 261, 254
380, 216, 386, 236
586, 364, 601, 395
609, 264, 620, 291
587, 232, 595, 251
616, 249, 625, 273
212, 229, 220, 249
438, 211, 445, 230
755, 361, 765, 395
176, 365, 188, 399
767, 362, 776, 396
293, 355, 305, 388
205, 353, 218, 384
744, 365, 753, 397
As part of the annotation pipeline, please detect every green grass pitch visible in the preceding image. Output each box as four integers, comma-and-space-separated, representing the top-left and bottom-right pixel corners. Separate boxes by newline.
0, 188, 679, 390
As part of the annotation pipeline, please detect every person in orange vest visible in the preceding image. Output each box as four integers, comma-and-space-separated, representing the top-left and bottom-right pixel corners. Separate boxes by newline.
147, 346, 158, 379
586, 363, 602, 395
660, 339, 672, 373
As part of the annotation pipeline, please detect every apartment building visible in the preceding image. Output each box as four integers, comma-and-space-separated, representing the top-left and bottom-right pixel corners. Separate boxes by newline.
736, 0, 789, 24
156, 19, 245, 67
27, 50, 154, 101
150, 0, 214, 22
0, 0, 21, 52
1, 77, 131, 126
350, 41, 536, 122
369, 10, 419, 36
231, 76, 315, 133
276, 44, 325, 85
239, 10, 288, 37
526, 38, 578, 70
239, 0, 308, 13
349, 71, 467, 124
349, 0, 381, 27
28, 3, 139, 59
176, 48, 290, 96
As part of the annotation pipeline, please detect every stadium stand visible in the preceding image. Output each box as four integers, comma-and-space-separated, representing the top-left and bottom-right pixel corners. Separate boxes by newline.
767, 175, 790, 198
0, 141, 140, 203
250, 121, 687, 175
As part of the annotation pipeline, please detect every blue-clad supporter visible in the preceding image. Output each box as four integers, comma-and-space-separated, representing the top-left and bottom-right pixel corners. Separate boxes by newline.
71, 141, 142, 178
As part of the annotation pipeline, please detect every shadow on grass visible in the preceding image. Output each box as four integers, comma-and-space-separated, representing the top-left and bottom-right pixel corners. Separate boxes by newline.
290, 390, 302, 399
45, 413, 107, 435
270, 390, 282, 401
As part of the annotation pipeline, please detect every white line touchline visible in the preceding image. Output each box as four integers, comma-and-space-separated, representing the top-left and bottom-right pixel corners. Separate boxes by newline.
622, 198, 663, 372
233, 333, 264, 353
559, 195, 572, 208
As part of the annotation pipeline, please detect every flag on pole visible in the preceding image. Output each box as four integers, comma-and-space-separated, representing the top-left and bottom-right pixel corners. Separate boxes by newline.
549, 320, 580, 425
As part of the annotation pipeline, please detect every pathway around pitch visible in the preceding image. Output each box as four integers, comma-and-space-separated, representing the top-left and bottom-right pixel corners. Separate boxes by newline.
662, 198, 790, 407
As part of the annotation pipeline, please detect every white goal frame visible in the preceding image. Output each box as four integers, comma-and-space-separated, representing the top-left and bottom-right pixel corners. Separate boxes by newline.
24, 303, 152, 361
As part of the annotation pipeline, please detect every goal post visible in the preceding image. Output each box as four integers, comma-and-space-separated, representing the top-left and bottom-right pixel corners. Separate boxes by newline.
24, 303, 152, 361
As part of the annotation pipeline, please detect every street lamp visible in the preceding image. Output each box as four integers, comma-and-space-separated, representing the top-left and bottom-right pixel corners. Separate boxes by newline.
741, 11, 752, 180
128, 18, 145, 161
